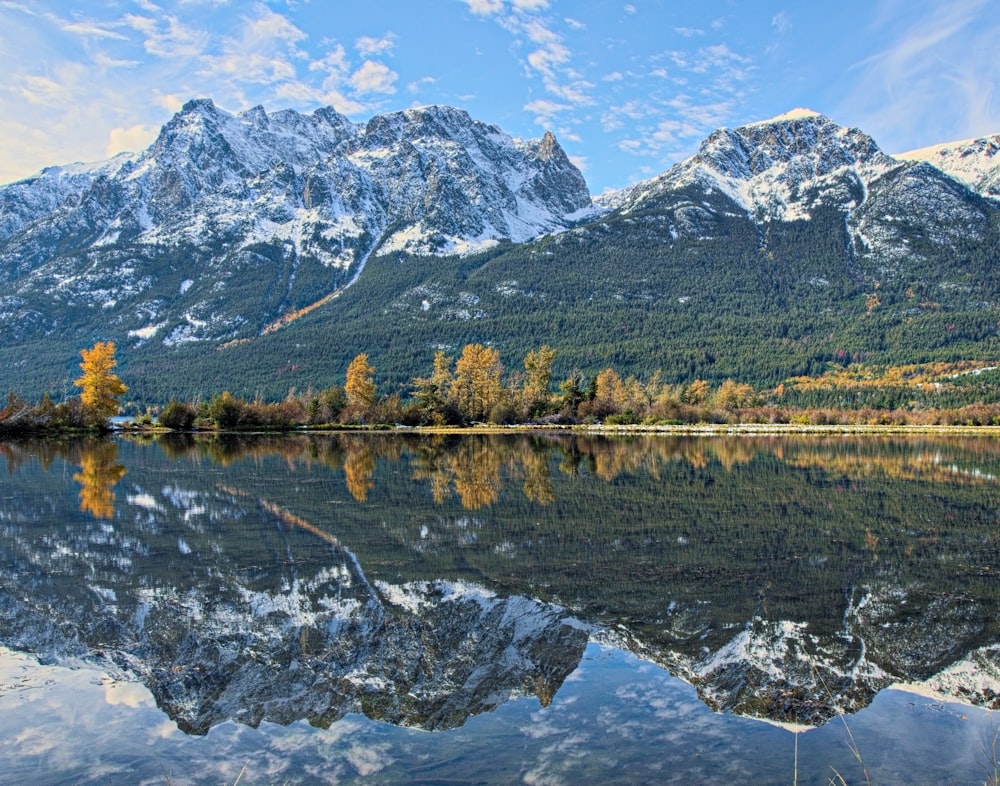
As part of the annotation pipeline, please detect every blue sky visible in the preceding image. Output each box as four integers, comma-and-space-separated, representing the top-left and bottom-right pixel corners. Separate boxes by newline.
0, 0, 997, 194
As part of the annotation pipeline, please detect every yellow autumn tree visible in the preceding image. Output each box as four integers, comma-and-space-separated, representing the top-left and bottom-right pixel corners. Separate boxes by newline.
451, 343, 504, 422
521, 345, 556, 417
344, 353, 377, 411
74, 341, 127, 424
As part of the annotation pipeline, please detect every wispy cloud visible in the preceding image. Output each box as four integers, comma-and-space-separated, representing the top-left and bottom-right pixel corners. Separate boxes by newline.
771, 12, 791, 34
59, 19, 128, 40
465, 0, 503, 16
843, 0, 1000, 150
123, 13, 209, 58
462, 0, 594, 119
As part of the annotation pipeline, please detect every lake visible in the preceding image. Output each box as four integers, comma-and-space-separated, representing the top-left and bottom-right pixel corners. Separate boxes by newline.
1, 431, 999, 784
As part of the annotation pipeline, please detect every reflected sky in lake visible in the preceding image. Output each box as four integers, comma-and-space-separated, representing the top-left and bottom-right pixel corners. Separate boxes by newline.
1, 432, 1000, 783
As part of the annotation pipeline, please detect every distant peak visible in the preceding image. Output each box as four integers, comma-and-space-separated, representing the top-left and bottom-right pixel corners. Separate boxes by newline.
748, 108, 824, 126
180, 97, 217, 114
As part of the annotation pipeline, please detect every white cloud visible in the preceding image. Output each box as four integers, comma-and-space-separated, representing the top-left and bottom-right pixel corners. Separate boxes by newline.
524, 97, 570, 126
0, 2, 35, 14
512, 0, 549, 9
123, 13, 208, 58
466, 0, 504, 16
407, 76, 438, 94
91, 52, 140, 69
355, 33, 396, 56
623, 4, 637, 14
106, 123, 159, 156
349, 60, 398, 94
156, 94, 185, 113
240, 9, 306, 51
59, 20, 128, 40
17, 62, 89, 107
196, 8, 309, 89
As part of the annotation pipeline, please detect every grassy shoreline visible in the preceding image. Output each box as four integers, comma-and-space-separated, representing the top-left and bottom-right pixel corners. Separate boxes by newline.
103, 421, 1000, 438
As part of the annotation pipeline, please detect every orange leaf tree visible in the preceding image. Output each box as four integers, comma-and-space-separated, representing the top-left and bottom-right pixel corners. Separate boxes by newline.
74, 341, 127, 424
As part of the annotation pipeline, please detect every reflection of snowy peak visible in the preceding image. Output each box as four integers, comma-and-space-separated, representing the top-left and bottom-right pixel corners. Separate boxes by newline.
0, 480, 588, 734
657, 581, 999, 727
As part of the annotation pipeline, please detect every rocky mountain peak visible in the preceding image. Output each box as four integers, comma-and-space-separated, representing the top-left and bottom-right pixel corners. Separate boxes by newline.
607, 109, 900, 221
536, 130, 558, 162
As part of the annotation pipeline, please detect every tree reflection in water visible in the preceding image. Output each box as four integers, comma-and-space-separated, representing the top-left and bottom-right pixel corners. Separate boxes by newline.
73, 439, 127, 519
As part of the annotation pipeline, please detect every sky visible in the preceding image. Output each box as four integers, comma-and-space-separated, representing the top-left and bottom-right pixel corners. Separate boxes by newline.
0, 0, 997, 195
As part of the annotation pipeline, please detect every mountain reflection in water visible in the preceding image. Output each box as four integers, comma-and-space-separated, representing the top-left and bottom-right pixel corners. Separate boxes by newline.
0, 432, 999, 738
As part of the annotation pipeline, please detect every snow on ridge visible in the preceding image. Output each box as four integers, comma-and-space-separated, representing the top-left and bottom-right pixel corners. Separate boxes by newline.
895, 134, 1000, 194
745, 107, 823, 126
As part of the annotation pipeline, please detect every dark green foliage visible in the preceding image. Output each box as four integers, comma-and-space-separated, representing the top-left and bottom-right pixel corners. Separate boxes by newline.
158, 399, 197, 430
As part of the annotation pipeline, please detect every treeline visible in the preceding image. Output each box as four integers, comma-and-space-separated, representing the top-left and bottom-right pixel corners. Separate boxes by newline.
5, 341, 1000, 434
152, 344, 1000, 430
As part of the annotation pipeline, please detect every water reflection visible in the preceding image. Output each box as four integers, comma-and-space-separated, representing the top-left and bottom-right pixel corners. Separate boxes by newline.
0, 432, 999, 740
73, 440, 127, 519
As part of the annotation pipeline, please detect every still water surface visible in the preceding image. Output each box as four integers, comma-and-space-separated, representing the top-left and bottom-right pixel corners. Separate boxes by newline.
1, 432, 999, 784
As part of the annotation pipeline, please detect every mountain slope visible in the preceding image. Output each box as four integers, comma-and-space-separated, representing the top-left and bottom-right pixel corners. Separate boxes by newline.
1, 105, 998, 403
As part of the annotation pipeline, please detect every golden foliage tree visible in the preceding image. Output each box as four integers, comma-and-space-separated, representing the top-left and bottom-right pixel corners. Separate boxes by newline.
451, 343, 504, 422
521, 345, 556, 416
74, 341, 127, 423
412, 350, 454, 422
344, 353, 377, 411
593, 367, 627, 416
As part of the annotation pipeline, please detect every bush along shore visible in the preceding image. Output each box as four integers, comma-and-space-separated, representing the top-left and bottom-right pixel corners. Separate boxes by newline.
4, 342, 1000, 434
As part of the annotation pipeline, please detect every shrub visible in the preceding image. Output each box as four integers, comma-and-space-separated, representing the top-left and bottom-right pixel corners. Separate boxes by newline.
159, 399, 197, 430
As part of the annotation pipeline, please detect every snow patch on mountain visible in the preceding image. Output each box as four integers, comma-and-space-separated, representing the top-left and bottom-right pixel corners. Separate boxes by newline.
897, 134, 1000, 201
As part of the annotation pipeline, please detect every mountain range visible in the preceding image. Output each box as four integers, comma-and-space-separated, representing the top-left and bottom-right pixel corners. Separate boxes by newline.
0, 101, 998, 403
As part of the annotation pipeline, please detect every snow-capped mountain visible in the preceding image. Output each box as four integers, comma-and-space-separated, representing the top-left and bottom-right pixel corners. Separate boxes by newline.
0, 99, 590, 350
592, 109, 998, 280
897, 133, 1000, 201
2, 98, 590, 258
603, 108, 898, 220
